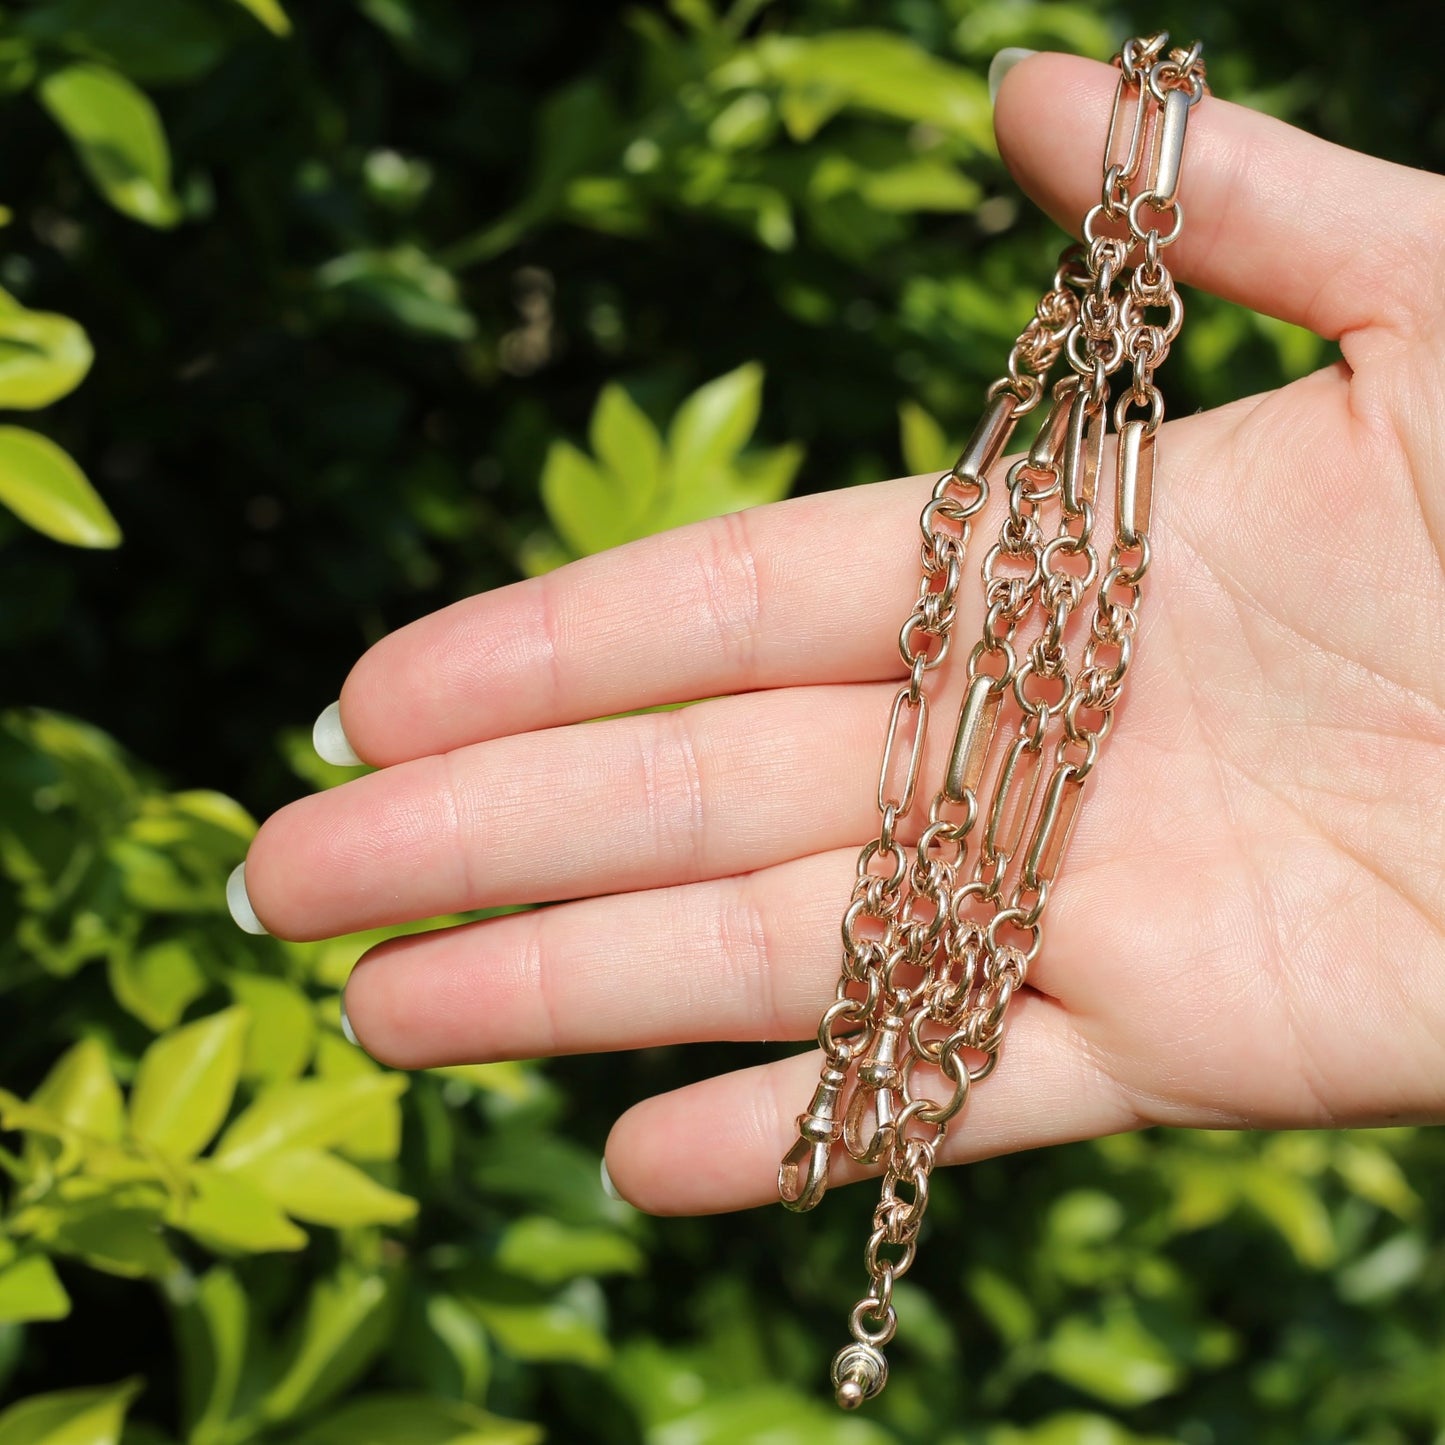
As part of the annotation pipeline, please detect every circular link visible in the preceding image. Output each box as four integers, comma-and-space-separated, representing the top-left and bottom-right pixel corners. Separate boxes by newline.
849, 1298, 897, 1349
899, 613, 951, 672
1113, 383, 1164, 435
986, 908, 1042, 966
1041, 533, 1101, 592
1127, 189, 1185, 246
1066, 316, 1125, 375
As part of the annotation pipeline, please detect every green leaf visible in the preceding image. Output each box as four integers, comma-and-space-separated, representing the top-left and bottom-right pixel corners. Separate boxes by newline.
228, 974, 316, 1082
287, 1394, 541, 1445
168, 1163, 308, 1254
666, 363, 763, 483
726, 441, 803, 507
859, 157, 980, 214
493, 1217, 642, 1286
445, 80, 620, 267
657, 440, 800, 533
261, 1268, 398, 1424
1241, 1165, 1336, 1268
14, 1186, 175, 1279
427, 1062, 537, 1104
395, 1293, 491, 1405
316, 247, 475, 340
749, 31, 992, 143
30, 1039, 123, 1141
228, 0, 290, 35
130, 1007, 249, 1160
1337, 1230, 1428, 1305
0, 427, 118, 548
38, 64, 181, 227
539, 440, 626, 556
589, 384, 662, 512
108, 939, 209, 1032
17, 0, 231, 86
1043, 1305, 1185, 1407
0, 1093, 88, 1176
967, 1265, 1037, 1346
242, 1149, 418, 1228
175, 1267, 248, 1444
0, 303, 93, 409
649, 1386, 894, 1445
899, 401, 950, 476
311, 1034, 404, 1162
0, 1380, 142, 1445
0, 1253, 71, 1324
1334, 1139, 1421, 1220
469, 1281, 610, 1368
213, 1075, 408, 1170
991, 1414, 1181, 1445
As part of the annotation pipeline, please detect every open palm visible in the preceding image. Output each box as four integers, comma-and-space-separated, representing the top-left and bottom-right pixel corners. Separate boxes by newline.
233, 53, 1445, 1214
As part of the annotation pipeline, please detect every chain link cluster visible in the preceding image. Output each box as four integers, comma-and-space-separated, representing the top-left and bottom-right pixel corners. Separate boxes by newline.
778, 33, 1209, 1410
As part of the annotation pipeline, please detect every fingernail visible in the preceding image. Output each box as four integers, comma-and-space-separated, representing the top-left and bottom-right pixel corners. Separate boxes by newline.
226, 861, 269, 936
313, 701, 362, 767
600, 1158, 624, 1203
339, 993, 359, 1047
988, 46, 1037, 105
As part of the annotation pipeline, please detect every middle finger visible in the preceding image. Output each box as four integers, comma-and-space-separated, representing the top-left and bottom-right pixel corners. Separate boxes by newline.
243, 681, 895, 940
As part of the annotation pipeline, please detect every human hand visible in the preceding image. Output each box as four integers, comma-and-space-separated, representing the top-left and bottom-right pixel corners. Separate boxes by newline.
229, 52, 1445, 1215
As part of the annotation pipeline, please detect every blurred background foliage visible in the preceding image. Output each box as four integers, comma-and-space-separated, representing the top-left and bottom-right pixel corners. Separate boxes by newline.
2, 0, 1443, 1442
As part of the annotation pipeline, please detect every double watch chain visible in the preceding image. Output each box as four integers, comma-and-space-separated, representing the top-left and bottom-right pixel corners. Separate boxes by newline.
777, 34, 1209, 1409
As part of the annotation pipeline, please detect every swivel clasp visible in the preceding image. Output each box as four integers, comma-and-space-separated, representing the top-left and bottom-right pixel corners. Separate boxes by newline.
843, 1013, 905, 1164
778, 1063, 848, 1212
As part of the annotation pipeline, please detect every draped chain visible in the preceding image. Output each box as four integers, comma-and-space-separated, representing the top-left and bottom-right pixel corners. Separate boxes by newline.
778, 33, 1209, 1409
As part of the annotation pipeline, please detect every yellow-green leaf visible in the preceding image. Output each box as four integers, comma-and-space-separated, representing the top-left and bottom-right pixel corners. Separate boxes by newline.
0, 305, 92, 409
666, 362, 763, 482
539, 439, 625, 556
15, 1187, 175, 1280
312, 1033, 403, 1162
261, 1267, 398, 1423
0, 1253, 71, 1325
38, 64, 180, 228
493, 1217, 642, 1286
169, 1164, 307, 1254
213, 1074, 407, 1171
0, 1380, 142, 1445
288, 1394, 541, 1445
899, 400, 952, 476
228, 0, 291, 35
588, 383, 662, 514
30, 1039, 123, 1142
175, 1267, 249, 1442
243, 1149, 417, 1228
130, 1007, 250, 1160
470, 1288, 610, 1368
109, 939, 209, 1033
0, 427, 118, 548
229, 974, 316, 1082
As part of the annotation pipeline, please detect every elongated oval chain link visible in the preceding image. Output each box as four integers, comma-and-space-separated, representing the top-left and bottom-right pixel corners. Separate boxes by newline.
779, 34, 1210, 1411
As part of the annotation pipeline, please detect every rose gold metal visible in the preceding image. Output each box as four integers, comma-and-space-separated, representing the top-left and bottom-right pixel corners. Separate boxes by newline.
783, 32, 1208, 1407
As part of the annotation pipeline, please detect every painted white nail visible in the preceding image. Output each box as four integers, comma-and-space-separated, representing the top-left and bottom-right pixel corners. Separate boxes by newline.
312, 700, 363, 767
339, 994, 359, 1047
226, 861, 269, 936
989, 46, 1037, 105
600, 1158, 624, 1203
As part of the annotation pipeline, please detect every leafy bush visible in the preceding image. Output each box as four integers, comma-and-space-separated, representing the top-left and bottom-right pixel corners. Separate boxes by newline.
3, 2, 1444, 1443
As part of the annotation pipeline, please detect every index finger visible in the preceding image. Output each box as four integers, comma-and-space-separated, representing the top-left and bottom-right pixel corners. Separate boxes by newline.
332, 473, 936, 767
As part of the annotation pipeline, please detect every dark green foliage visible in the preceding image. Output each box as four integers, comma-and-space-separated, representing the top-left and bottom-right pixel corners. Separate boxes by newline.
2, 2, 1443, 1442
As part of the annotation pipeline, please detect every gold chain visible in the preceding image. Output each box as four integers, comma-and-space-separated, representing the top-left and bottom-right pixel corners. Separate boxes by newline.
778, 33, 1210, 1409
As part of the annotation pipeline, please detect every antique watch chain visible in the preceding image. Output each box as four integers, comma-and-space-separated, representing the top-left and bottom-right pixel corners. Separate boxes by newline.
778, 33, 1209, 1409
